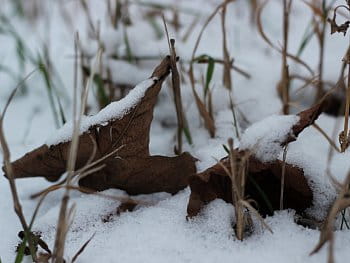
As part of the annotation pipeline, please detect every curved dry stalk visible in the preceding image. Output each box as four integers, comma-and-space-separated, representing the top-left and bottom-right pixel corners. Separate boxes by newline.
74, 145, 124, 180
311, 172, 350, 263
0, 69, 38, 261
75, 164, 106, 182
30, 179, 67, 199
189, 0, 235, 63
313, 123, 341, 153
188, 0, 236, 137
257, 0, 314, 75
71, 233, 95, 262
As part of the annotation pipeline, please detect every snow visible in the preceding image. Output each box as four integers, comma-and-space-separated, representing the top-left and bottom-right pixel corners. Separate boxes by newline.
0, 0, 350, 262
239, 115, 300, 162
46, 77, 157, 146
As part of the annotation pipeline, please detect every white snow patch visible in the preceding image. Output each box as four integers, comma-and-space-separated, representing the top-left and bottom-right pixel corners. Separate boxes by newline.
46, 77, 157, 146
239, 115, 300, 162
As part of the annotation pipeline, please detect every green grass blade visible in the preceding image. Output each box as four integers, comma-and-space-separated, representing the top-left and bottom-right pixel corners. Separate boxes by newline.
296, 22, 314, 57
148, 17, 163, 40
248, 176, 274, 215
94, 74, 109, 108
14, 239, 27, 263
56, 94, 67, 125
38, 59, 60, 127
205, 56, 215, 97
123, 27, 134, 63
183, 126, 193, 145
12, 0, 24, 17
222, 144, 230, 154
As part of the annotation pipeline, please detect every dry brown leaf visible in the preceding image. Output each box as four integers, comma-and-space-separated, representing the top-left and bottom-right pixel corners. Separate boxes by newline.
187, 153, 313, 218
187, 105, 323, 218
4, 57, 197, 195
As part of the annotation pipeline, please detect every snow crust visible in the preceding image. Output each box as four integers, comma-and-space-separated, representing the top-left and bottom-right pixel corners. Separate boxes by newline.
46, 77, 157, 146
239, 115, 300, 162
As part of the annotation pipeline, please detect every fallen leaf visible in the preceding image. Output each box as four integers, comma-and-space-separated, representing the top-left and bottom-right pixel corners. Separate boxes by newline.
187, 153, 313, 217
187, 105, 322, 218
4, 57, 197, 195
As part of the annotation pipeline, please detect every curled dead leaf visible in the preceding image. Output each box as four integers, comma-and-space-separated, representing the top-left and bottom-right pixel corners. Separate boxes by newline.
285, 102, 323, 144
327, 17, 350, 36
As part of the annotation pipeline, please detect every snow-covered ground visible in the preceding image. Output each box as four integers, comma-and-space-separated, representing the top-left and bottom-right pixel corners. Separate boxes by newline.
0, 0, 350, 262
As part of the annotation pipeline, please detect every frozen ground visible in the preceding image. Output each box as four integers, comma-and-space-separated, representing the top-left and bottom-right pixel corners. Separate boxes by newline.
0, 0, 350, 262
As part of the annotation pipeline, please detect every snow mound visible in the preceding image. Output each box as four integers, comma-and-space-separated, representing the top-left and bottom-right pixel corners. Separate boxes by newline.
46, 77, 157, 146
239, 115, 300, 162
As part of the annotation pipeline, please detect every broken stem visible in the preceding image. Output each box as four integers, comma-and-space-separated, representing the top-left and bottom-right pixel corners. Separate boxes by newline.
280, 145, 288, 210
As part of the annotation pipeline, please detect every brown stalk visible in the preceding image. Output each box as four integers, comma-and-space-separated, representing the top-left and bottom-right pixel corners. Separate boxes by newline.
249, 0, 259, 24
0, 70, 38, 261
215, 141, 244, 239
220, 141, 272, 240
311, 170, 350, 263
280, 0, 292, 114
221, 3, 241, 139
162, 15, 189, 153
221, 2, 232, 91
228, 138, 245, 240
